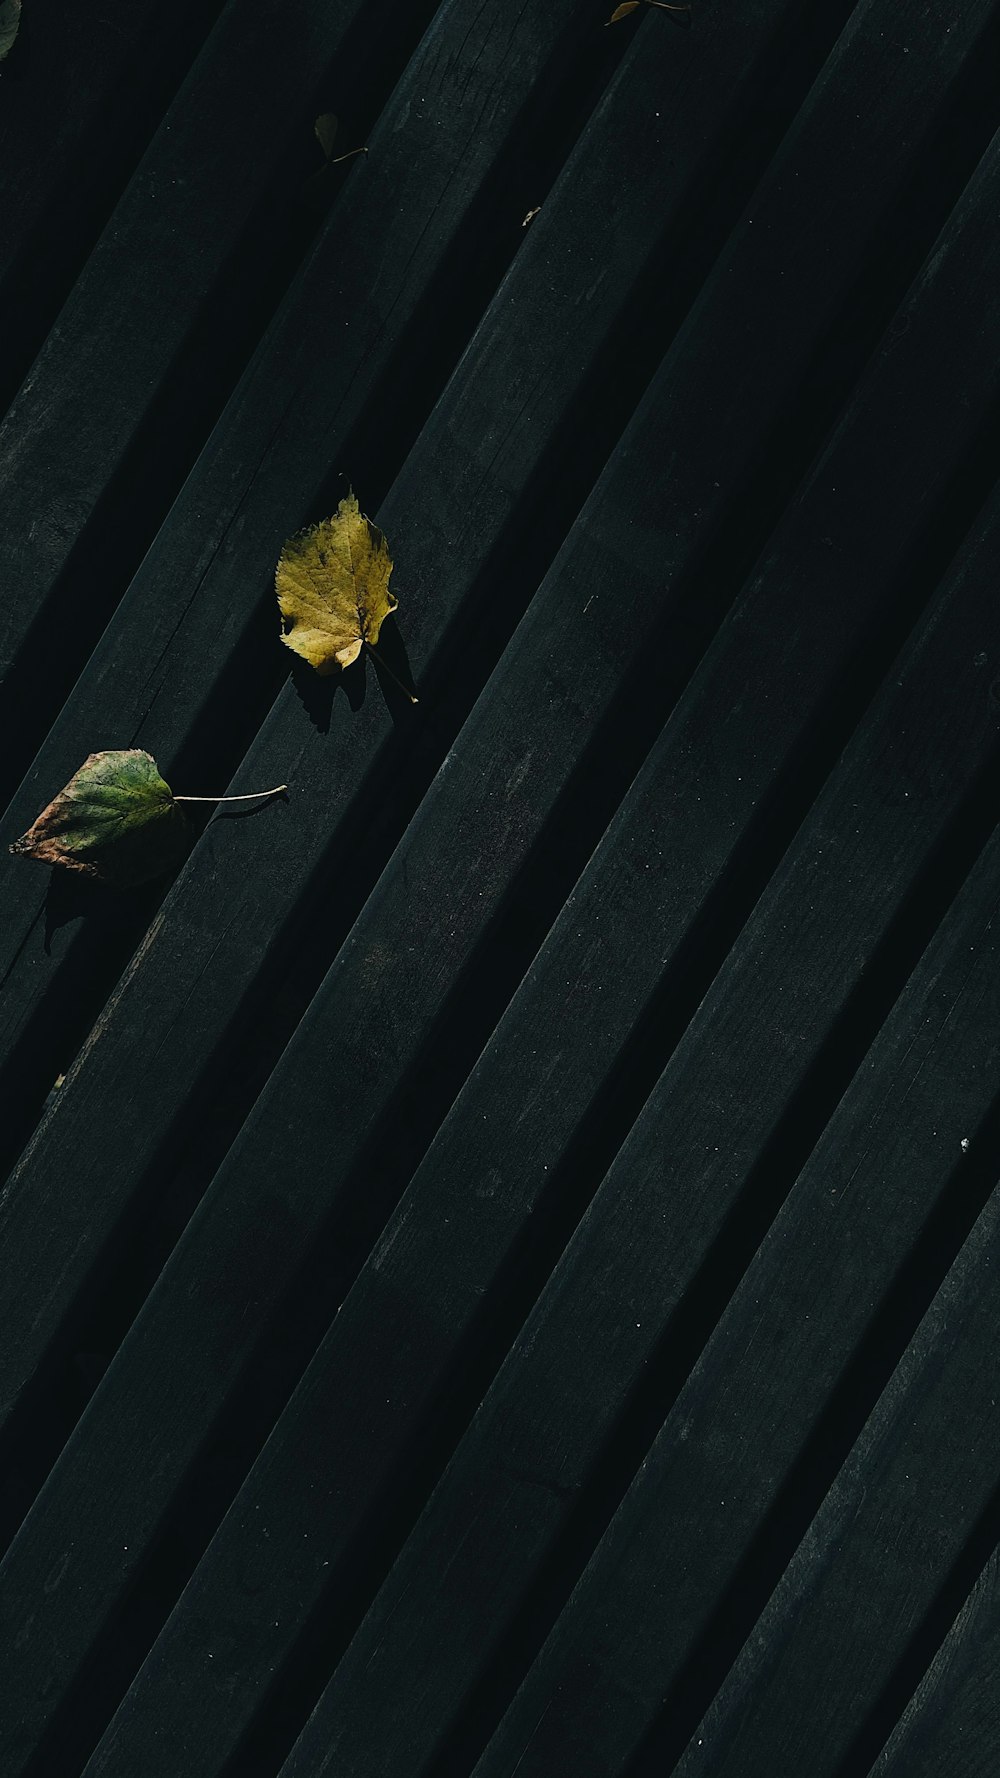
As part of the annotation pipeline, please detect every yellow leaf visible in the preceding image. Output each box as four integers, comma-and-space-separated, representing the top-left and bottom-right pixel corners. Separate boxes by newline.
276, 491, 398, 677
606, 2, 640, 21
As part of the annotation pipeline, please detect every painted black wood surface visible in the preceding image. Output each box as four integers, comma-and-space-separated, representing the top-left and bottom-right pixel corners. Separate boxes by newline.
2, 2, 1000, 1776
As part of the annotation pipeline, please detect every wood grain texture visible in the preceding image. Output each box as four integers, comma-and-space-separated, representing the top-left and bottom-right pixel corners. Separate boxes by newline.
669, 1176, 1000, 1778
91, 517, 1000, 1778
470, 530, 1000, 1778
4, 0, 992, 1463
0, 0, 225, 417
272, 446, 1000, 1778
0, 0, 879, 1473
3, 0, 1000, 1772
0, 0, 794, 1160
0, 0, 443, 799
871, 1549, 1000, 1778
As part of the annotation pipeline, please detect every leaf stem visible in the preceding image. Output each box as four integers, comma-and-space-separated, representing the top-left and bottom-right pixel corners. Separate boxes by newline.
330, 145, 368, 164
172, 786, 288, 803
364, 642, 419, 703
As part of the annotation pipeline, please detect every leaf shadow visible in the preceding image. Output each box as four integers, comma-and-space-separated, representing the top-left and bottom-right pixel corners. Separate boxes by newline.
298, 149, 369, 217
213, 788, 292, 824
367, 613, 420, 727
289, 614, 418, 734
290, 653, 367, 735
41, 864, 165, 953
42, 869, 118, 955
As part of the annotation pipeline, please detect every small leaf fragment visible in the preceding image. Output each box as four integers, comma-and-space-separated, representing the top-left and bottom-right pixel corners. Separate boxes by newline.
605, 0, 691, 20
10, 750, 189, 887
276, 490, 399, 677
0, 0, 21, 60
522, 206, 542, 227
313, 113, 366, 166
314, 112, 339, 159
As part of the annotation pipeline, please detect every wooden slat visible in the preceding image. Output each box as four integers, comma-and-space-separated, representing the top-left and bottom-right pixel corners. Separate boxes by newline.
0, 0, 857, 1742
870, 1549, 1000, 1777
666, 1179, 1000, 1778
263, 468, 1000, 1778
2, 3, 1000, 1774
0, 0, 895, 1457
0, 0, 444, 801
1, 0, 989, 1415
466, 586, 1000, 1778
13, 79, 1000, 1778
0, 0, 716, 1170
88, 507, 1000, 1778
0, 0, 224, 419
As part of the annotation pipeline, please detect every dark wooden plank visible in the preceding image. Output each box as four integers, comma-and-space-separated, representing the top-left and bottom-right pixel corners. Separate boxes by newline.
1, 0, 989, 1401
0, 0, 226, 421
5, 8, 997, 1778
663, 1181, 1000, 1778
0, 0, 692, 1168
86, 511, 1000, 1778
257, 482, 1000, 1778
0, 1, 864, 1754
0, 0, 907, 1438
0, 0, 443, 797
18, 98, 1000, 1778
464, 628, 1000, 1778
870, 1550, 1000, 1778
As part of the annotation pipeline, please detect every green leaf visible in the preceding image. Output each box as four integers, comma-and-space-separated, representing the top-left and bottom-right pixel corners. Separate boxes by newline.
605, 0, 691, 20
0, 0, 21, 60
11, 754, 288, 887
10, 750, 190, 886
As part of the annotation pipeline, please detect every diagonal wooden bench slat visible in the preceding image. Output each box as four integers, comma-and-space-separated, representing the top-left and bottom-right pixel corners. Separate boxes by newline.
260, 462, 1000, 1778
868, 1545, 1000, 1777
0, 0, 800, 1168
0, 0, 987, 1462
0, 0, 224, 419
3, 4, 1000, 1774
0, 0, 907, 1460
88, 473, 1000, 1778
466, 589, 1000, 1778
666, 1177, 1000, 1778
9, 79, 1000, 1777
0, 0, 446, 800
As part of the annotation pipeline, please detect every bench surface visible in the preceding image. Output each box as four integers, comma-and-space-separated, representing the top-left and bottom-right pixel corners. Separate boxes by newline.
3, 3, 1000, 1775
